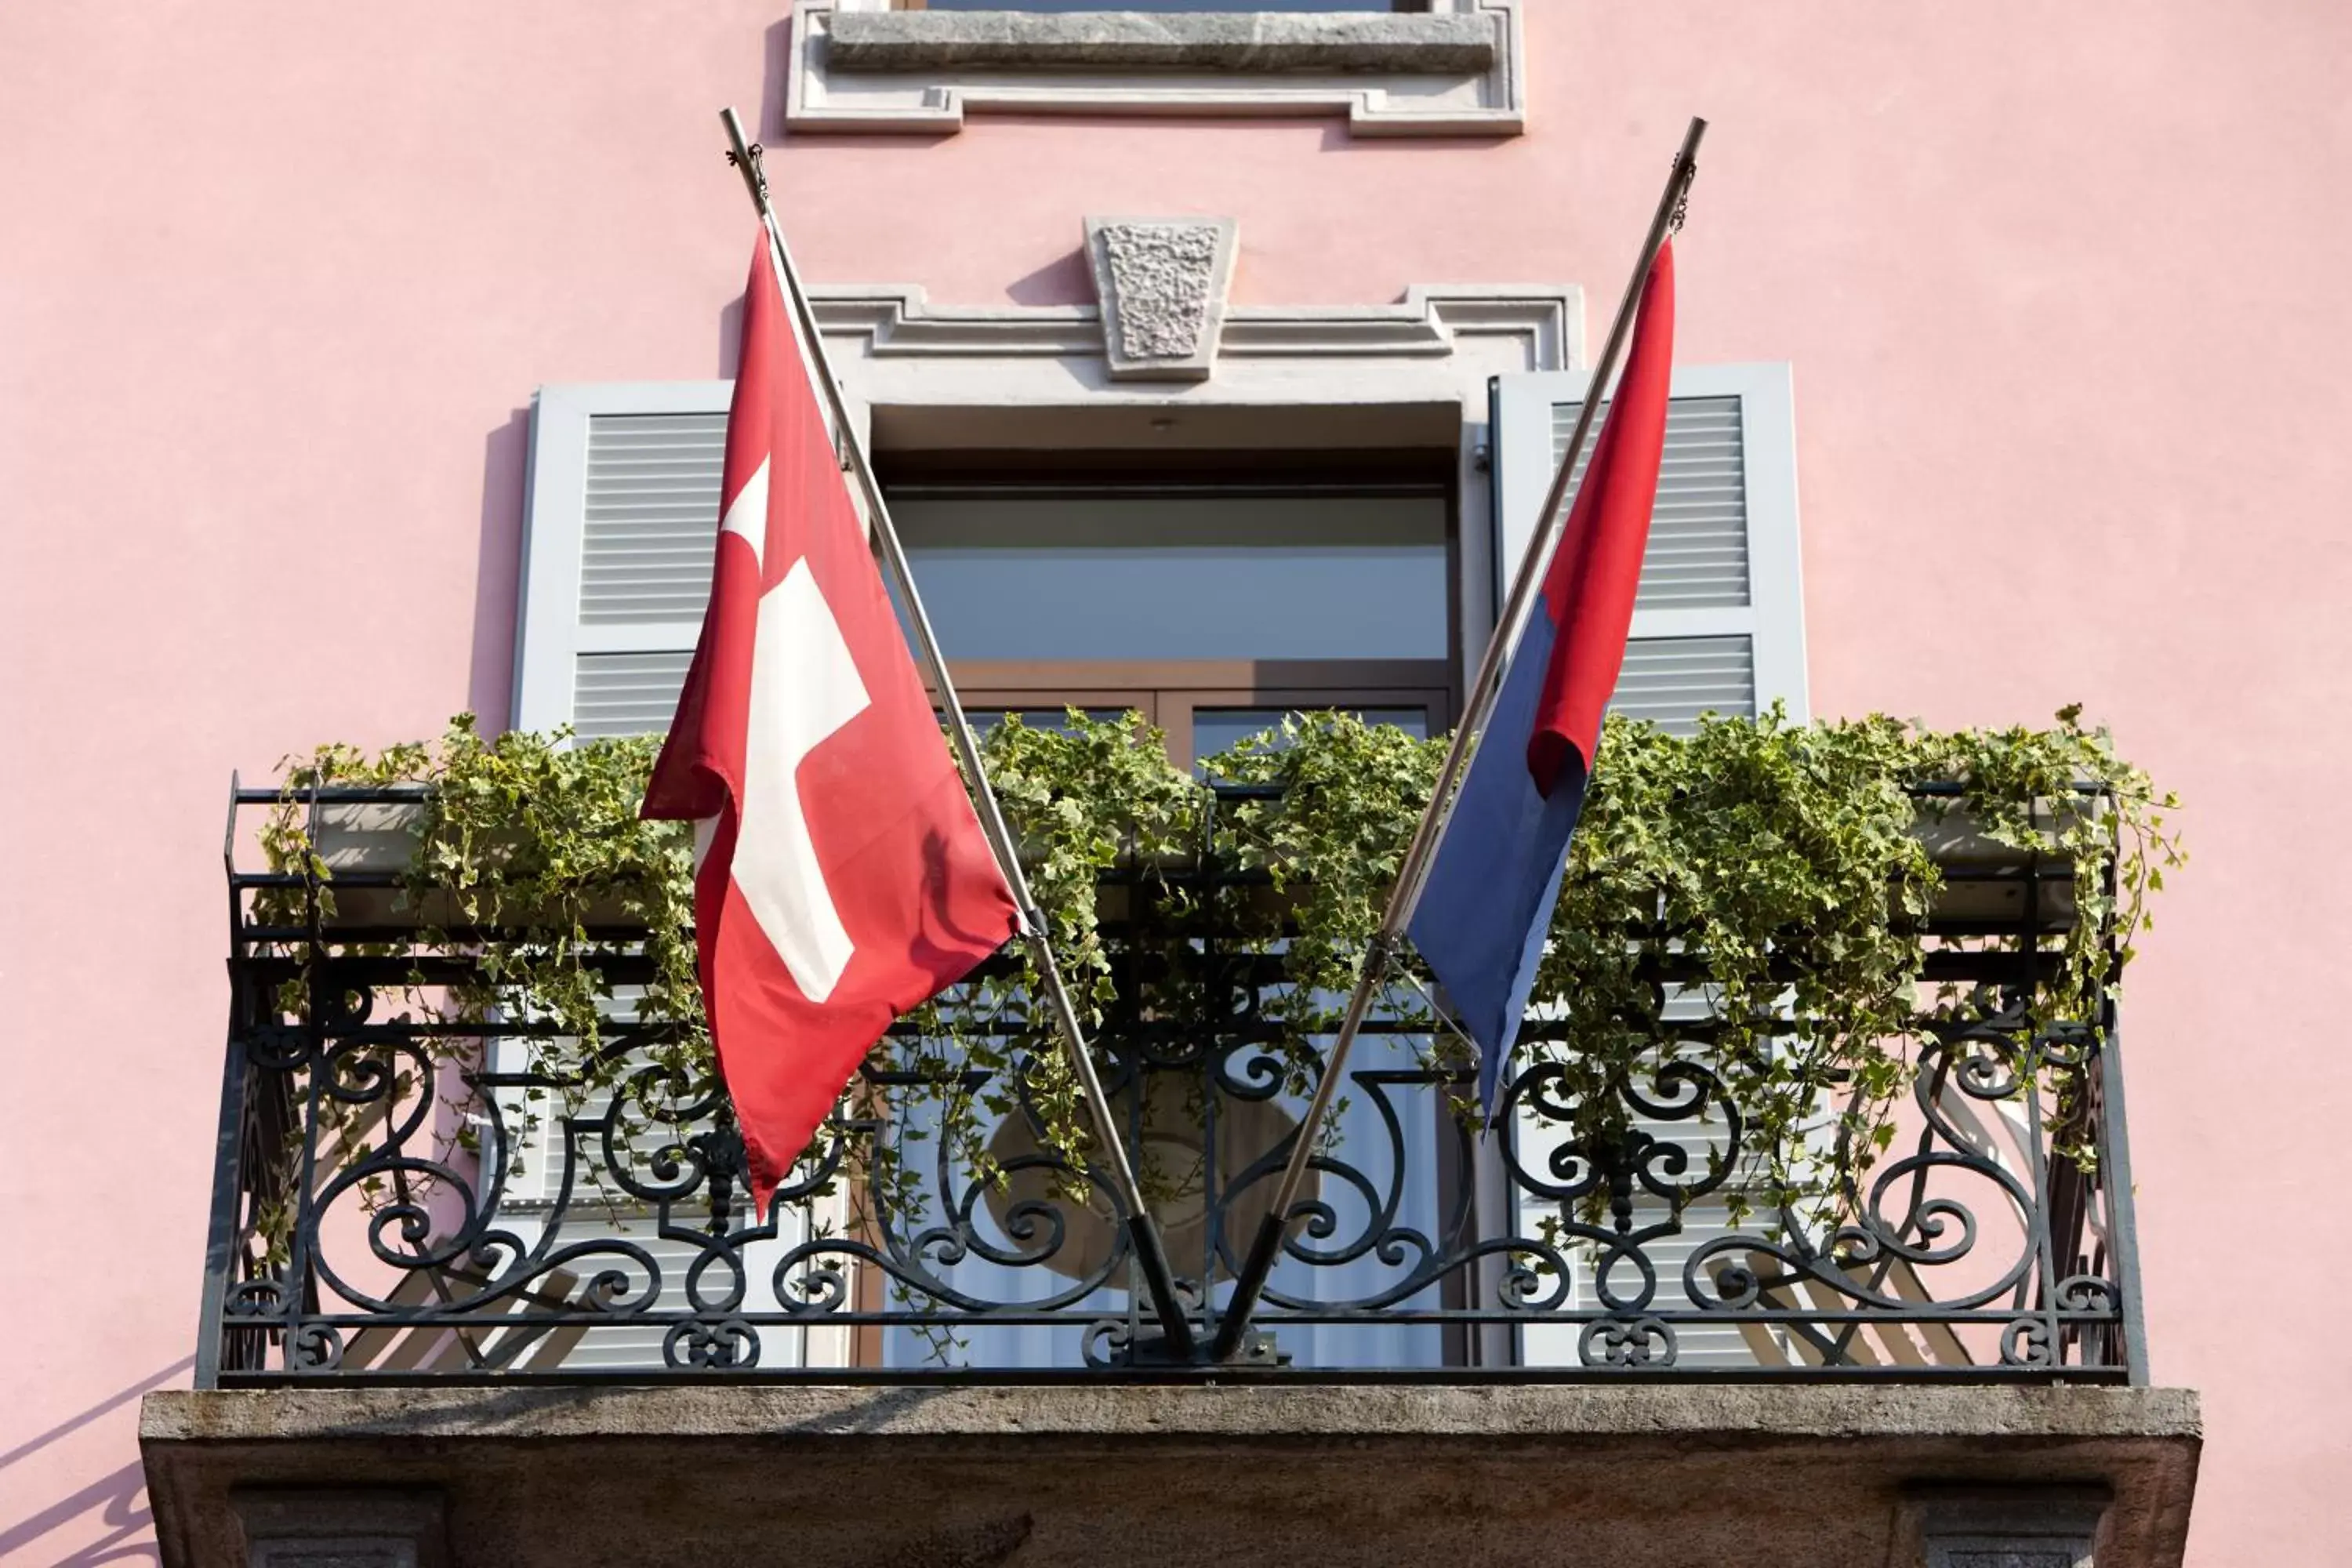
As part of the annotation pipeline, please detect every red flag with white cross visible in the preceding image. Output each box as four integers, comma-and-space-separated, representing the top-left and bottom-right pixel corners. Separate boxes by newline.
642, 235, 1020, 1216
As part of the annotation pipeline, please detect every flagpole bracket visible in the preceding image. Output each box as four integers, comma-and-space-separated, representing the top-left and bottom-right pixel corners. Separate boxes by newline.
1109, 1327, 1289, 1371
725, 139, 773, 209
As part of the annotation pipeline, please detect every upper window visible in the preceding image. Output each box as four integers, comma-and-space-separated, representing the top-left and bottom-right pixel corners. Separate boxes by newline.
789, 0, 1523, 138
910, 2, 1426, 11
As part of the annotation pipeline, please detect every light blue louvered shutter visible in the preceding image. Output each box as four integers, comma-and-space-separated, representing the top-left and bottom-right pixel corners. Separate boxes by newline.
510, 405, 857, 1365
1490, 365, 1811, 1369
514, 383, 732, 736
1489, 364, 1807, 727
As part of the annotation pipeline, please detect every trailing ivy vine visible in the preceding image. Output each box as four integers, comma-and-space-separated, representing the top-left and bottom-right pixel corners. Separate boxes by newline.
260, 706, 2179, 1237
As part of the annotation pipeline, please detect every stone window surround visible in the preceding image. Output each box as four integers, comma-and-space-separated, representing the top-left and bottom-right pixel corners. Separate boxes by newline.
786, 0, 1525, 137
802, 277, 1579, 670
510, 278, 1577, 734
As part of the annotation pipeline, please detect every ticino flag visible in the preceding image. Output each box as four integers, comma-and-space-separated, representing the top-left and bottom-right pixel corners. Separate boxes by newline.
644, 236, 1020, 1215
1408, 240, 1677, 1109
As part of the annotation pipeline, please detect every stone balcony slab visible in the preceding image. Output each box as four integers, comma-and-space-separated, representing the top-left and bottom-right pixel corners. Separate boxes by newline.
143, 1382, 2199, 1568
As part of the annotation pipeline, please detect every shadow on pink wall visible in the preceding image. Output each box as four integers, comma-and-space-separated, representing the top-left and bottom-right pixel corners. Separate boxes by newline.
1006, 247, 1088, 307
0, 1358, 191, 1566
468, 411, 530, 734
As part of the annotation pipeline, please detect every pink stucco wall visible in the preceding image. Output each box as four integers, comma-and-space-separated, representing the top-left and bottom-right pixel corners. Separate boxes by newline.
4, 2, 2346, 1561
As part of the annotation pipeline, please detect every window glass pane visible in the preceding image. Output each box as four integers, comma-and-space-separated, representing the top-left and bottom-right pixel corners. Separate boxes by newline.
891, 492, 1447, 662
1192, 706, 1430, 771
923, 2, 1410, 12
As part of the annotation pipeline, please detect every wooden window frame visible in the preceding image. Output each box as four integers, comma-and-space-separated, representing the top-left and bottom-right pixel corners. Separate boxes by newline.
951, 661, 1455, 763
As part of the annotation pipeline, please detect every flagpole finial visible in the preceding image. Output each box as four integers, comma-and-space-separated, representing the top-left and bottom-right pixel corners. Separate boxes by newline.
718, 107, 774, 216
726, 140, 771, 209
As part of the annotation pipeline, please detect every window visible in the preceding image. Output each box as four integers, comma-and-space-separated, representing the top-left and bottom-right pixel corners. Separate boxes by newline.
789, 0, 1523, 137
880, 455, 1457, 762
513, 405, 1460, 753
908, 2, 1427, 11
517, 368, 1807, 1370
517, 376, 1802, 742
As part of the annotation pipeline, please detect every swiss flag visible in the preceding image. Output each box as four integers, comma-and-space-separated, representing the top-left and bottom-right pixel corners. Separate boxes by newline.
643, 235, 1020, 1215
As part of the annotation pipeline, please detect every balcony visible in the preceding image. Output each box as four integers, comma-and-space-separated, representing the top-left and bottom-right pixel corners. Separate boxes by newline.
146, 721, 2199, 1567
198, 785, 2152, 1384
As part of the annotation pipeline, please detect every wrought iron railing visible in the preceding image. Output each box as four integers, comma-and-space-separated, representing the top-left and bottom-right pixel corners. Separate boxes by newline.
200, 780, 2143, 1384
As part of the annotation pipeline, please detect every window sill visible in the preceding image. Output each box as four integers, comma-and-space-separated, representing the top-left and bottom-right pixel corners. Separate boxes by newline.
826, 12, 1495, 75
786, 1, 1525, 138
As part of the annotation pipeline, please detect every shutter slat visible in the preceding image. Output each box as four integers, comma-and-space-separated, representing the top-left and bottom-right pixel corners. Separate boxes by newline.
588, 415, 732, 437
575, 652, 694, 738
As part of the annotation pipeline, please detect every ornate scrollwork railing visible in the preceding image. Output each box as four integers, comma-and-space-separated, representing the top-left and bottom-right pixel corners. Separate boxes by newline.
199, 782, 2141, 1383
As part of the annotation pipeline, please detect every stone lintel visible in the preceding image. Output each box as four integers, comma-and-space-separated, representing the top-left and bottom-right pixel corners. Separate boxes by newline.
143, 1384, 2199, 1568
826, 12, 1497, 75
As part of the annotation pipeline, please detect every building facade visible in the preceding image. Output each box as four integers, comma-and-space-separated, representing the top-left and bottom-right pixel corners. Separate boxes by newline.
5, 2, 2347, 1563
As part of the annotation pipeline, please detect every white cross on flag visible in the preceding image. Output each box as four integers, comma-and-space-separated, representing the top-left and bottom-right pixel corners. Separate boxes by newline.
643, 235, 1019, 1216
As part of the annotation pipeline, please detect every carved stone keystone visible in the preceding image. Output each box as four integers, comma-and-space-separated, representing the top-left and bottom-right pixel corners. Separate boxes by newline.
1083, 216, 1238, 381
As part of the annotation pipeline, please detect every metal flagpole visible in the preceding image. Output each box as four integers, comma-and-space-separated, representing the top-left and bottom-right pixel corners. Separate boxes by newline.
717, 107, 1197, 1361
1208, 116, 1708, 1362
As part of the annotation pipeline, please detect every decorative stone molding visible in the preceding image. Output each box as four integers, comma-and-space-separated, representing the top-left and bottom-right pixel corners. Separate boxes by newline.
228, 1489, 450, 1568
1083, 216, 1238, 381
786, 0, 1526, 138
804, 283, 1577, 375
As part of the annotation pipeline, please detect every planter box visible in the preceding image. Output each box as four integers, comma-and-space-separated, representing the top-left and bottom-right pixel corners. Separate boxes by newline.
294, 796, 2085, 933
1911, 799, 2082, 928
296, 801, 644, 929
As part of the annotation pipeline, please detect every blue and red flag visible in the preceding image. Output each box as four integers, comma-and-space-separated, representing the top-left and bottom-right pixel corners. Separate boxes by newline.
1408, 241, 1676, 1109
